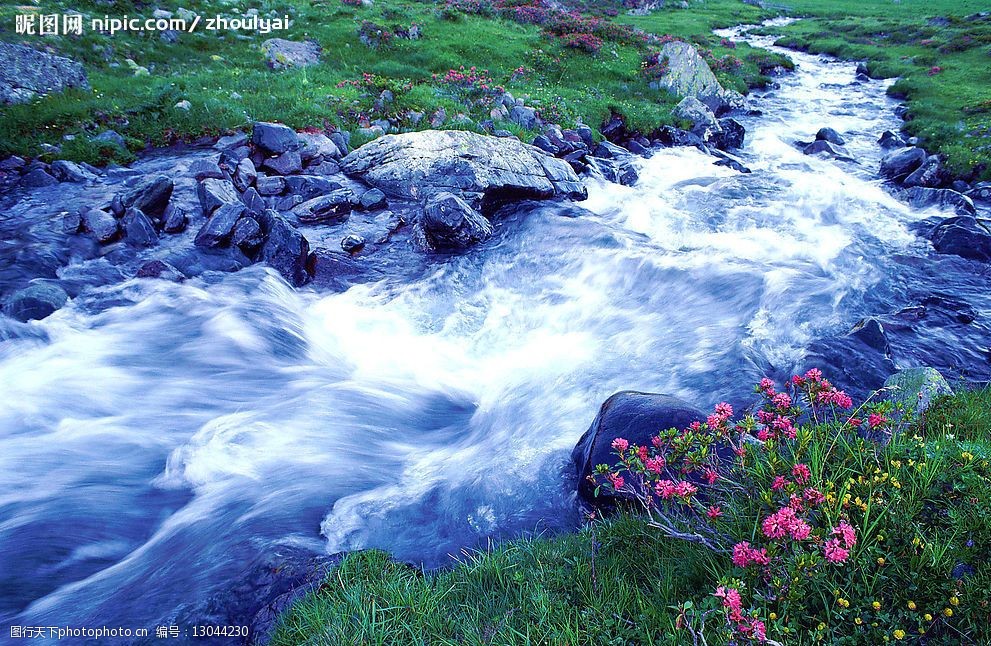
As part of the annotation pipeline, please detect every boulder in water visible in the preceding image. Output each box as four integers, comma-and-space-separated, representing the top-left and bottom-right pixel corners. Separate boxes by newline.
136, 260, 185, 282
50, 160, 95, 183
82, 208, 119, 243
900, 187, 976, 216
713, 118, 745, 150
263, 150, 303, 176
4, 283, 69, 321
671, 96, 720, 138
880, 147, 926, 181
650, 40, 737, 113
20, 168, 57, 187
571, 392, 707, 511
198, 178, 240, 216
420, 192, 493, 250
930, 216, 991, 262
340, 130, 586, 209
258, 210, 311, 287
162, 204, 188, 234
292, 190, 354, 224
878, 130, 906, 150
122, 208, 158, 247
194, 203, 246, 248
121, 175, 173, 217
903, 155, 949, 188
233, 158, 257, 193
816, 127, 845, 145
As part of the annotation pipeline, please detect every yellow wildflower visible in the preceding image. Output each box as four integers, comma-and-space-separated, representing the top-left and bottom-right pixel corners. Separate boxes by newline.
924, 613, 933, 621
943, 608, 953, 617
950, 596, 959, 606
877, 557, 886, 565
854, 617, 863, 625
908, 601, 917, 610
893, 629, 906, 640
872, 601, 881, 611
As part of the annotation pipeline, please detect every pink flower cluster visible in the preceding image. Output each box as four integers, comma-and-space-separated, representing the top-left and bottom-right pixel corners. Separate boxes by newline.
714, 587, 767, 642
761, 506, 812, 541
732, 541, 771, 568
655, 479, 697, 500
823, 520, 857, 564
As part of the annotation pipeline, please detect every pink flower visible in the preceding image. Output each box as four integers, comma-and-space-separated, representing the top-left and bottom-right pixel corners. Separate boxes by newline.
607, 473, 625, 489
702, 467, 719, 484
792, 463, 811, 485
732, 541, 770, 567
833, 520, 857, 548
790, 518, 812, 540
771, 476, 789, 491
772, 392, 792, 409
611, 437, 629, 452
756, 429, 772, 442
751, 619, 767, 642
758, 377, 775, 392
706, 505, 723, 519
674, 481, 697, 498
761, 506, 811, 541
823, 538, 850, 563
715, 402, 733, 419
655, 480, 676, 499
637, 445, 649, 462
803, 487, 825, 506
645, 457, 665, 474
848, 417, 863, 427
804, 368, 823, 382
868, 413, 888, 429
714, 586, 743, 613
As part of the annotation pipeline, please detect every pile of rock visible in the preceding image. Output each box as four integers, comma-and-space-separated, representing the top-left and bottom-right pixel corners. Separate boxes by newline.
66, 174, 177, 246
876, 133, 991, 263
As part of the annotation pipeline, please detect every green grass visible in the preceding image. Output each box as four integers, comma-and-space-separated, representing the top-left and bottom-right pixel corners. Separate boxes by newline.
271, 385, 991, 645
764, 0, 991, 180
0, 0, 787, 165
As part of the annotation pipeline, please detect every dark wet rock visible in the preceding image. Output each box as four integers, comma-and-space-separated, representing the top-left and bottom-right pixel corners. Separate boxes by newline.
420, 192, 494, 250
198, 178, 240, 215
329, 132, 350, 157
341, 234, 366, 253
593, 141, 632, 159
4, 283, 69, 322
62, 210, 84, 234
189, 158, 225, 181
215, 132, 249, 150
256, 175, 286, 196
262, 38, 321, 70
307, 160, 342, 176
162, 204, 188, 234
571, 392, 707, 511
240, 187, 267, 215
275, 194, 304, 212
0, 156, 26, 171
136, 259, 185, 281
50, 160, 95, 183
900, 187, 976, 216
194, 203, 246, 248
121, 175, 173, 218
262, 150, 303, 176
816, 127, 845, 145
653, 125, 705, 149
231, 216, 264, 253
82, 208, 119, 243
251, 122, 300, 155
625, 139, 650, 157
712, 150, 752, 173
803, 336, 897, 400
878, 130, 906, 149
903, 155, 949, 188
880, 147, 927, 181
849, 317, 890, 355
20, 168, 58, 187
220, 147, 252, 170
122, 208, 158, 247
166, 246, 251, 277
803, 139, 854, 161
292, 190, 354, 224
357, 188, 387, 210
930, 216, 991, 262
233, 158, 257, 192
966, 181, 991, 203
340, 130, 586, 210
0, 42, 89, 104
283, 175, 341, 201
585, 156, 639, 186
712, 118, 745, 150
258, 211, 311, 287
532, 135, 559, 156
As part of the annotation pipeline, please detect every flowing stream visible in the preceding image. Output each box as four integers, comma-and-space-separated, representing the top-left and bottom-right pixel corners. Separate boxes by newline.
1, 22, 989, 643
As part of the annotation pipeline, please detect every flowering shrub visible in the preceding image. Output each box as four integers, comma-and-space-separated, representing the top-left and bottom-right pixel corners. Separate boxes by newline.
432, 66, 504, 107
593, 369, 991, 644
640, 51, 670, 80
357, 20, 393, 48
560, 32, 603, 54
340, 0, 363, 6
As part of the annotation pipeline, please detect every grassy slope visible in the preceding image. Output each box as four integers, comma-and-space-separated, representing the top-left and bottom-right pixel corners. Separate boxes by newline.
765, 0, 991, 180
0, 0, 780, 165
272, 386, 991, 645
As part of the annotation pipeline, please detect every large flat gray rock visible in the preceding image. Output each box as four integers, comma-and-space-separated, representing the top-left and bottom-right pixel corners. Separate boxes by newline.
340, 130, 586, 209
0, 43, 89, 104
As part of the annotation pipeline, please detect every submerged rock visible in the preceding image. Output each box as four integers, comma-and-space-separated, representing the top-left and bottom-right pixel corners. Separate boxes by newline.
4, 283, 69, 321
420, 192, 494, 250
340, 130, 586, 210
880, 147, 926, 181
930, 216, 991, 262
900, 187, 976, 216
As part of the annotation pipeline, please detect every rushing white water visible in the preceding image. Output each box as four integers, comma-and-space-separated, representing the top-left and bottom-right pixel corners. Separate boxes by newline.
1, 22, 989, 642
